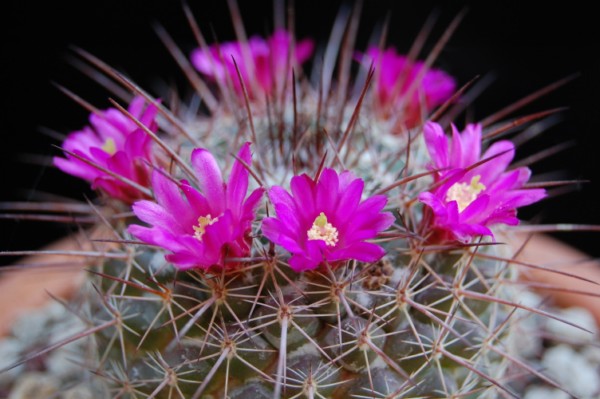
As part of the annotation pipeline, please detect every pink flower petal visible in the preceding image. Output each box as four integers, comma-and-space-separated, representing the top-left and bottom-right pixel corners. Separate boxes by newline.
450, 124, 463, 168
289, 253, 321, 272
424, 121, 449, 169
290, 174, 317, 223
266, 188, 302, 235
262, 218, 304, 253
315, 168, 340, 218
227, 142, 252, 218
180, 180, 210, 216
191, 148, 226, 214
329, 242, 385, 263
477, 140, 515, 183
296, 38, 315, 64
151, 171, 196, 228
460, 194, 491, 222
242, 187, 266, 222
460, 123, 482, 166
334, 178, 364, 228
131, 200, 186, 234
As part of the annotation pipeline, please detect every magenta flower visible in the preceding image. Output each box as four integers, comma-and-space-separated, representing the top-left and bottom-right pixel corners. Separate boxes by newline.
361, 47, 455, 127
418, 121, 546, 242
54, 96, 158, 203
128, 143, 264, 270
262, 168, 394, 272
191, 29, 314, 97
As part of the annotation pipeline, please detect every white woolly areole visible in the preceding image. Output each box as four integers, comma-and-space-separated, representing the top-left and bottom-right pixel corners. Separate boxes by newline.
0, 338, 24, 384
289, 342, 320, 359
390, 266, 411, 287
354, 290, 374, 308
368, 355, 387, 369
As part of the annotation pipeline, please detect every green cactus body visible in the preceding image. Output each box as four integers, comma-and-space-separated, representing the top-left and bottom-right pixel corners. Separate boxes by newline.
90, 236, 514, 398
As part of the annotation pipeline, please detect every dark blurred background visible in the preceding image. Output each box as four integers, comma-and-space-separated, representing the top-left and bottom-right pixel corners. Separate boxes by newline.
2, 1, 599, 264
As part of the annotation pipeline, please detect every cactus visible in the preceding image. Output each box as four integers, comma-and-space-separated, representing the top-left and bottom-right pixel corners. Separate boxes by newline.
2, 2, 597, 399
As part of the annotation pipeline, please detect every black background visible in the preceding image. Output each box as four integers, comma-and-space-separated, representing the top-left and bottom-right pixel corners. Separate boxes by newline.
2, 1, 599, 264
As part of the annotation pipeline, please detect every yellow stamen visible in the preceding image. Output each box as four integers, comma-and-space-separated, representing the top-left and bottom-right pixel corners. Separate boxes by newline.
193, 214, 218, 241
314, 212, 327, 228
307, 212, 339, 246
101, 138, 117, 155
445, 175, 486, 212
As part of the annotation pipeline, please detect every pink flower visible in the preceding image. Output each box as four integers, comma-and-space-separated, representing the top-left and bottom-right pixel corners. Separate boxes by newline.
128, 143, 264, 270
418, 121, 546, 242
53, 96, 158, 203
361, 47, 455, 127
191, 29, 314, 97
262, 168, 394, 272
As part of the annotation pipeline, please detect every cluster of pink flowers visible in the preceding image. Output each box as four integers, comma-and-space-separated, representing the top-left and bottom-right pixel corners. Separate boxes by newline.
126, 157, 393, 271
55, 31, 546, 271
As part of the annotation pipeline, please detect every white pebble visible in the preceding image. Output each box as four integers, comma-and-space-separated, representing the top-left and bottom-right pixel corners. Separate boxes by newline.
524, 386, 570, 399
0, 338, 24, 385
541, 344, 600, 398
546, 307, 597, 343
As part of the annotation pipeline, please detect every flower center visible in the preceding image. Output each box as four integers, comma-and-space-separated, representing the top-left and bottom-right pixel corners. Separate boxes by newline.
193, 214, 218, 241
445, 175, 486, 212
101, 138, 117, 155
307, 212, 339, 246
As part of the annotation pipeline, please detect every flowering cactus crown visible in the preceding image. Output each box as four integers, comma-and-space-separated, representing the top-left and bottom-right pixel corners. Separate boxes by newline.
53, 25, 547, 267
16, 5, 576, 399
